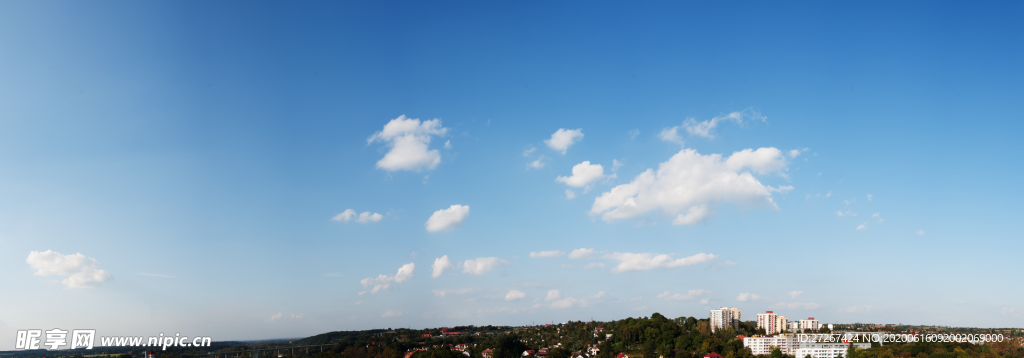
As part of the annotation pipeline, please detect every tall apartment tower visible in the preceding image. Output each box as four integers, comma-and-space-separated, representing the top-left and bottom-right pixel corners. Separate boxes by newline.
776, 316, 789, 334
710, 307, 741, 332
756, 311, 778, 334
798, 317, 820, 331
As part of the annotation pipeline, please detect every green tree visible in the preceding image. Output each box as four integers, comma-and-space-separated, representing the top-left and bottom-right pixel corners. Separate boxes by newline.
549, 348, 571, 358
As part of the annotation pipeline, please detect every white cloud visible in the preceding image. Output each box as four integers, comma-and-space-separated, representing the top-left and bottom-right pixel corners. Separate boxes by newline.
837, 210, 856, 217
462, 257, 509, 275
523, 146, 537, 156
916, 230, 925, 236
826, 191, 832, 198
658, 127, 684, 145
556, 161, 605, 187
736, 293, 769, 302
550, 297, 580, 308
529, 156, 547, 169
26, 250, 114, 288
771, 302, 822, 310
657, 290, 709, 301
332, 209, 382, 223
710, 260, 737, 270
444, 140, 452, 149
367, 115, 448, 171
867, 194, 873, 201
529, 250, 565, 258
583, 262, 605, 269
603, 252, 717, 273
382, 310, 404, 317
786, 147, 811, 157
546, 289, 562, 301
565, 189, 576, 200
789, 291, 804, 298
568, 248, 597, 259
505, 290, 526, 301
591, 147, 788, 224
631, 296, 643, 301
432, 255, 456, 278
700, 299, 709, 304
270, 312, 282, 321
612, 159, 624, 172
628, 129, 640, 139
545, 128, 584, 154
682, 109, 766, 139
631, 305, 649, 311
431, 288, 477, 297
856, 223, 867, 230
672, 205, 712, 225
426, 205, 470, 232
359, 263, 414, 294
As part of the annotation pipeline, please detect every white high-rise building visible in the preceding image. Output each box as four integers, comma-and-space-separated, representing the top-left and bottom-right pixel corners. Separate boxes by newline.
798, 317, 820, 332
710, 307, 741, 332
756, 311, 779, 334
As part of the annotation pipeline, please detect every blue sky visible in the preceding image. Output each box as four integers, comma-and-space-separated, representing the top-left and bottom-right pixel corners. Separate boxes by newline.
1, 0, 1022, 349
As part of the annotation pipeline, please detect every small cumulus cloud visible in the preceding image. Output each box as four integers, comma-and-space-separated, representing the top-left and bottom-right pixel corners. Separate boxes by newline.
529, 156, 547, 169
426, 205, 470, 232
505, 290, 526, 301
530, 250, 566, 258
582, 262, 605, 270
568, 248, 597, 259
789, 291, 803, 298
367, 115, 448, 171
332, 209, 383, 223
788, 148, 809, 158
431, 255, 456, 278
462, 257, 509, 275
431, 288, 477, 297
382, 310, 404, 317
565, 189, 576, 200
682, 109, 766, 139
628, 129, 640, 139
27, 250, 114, 288
603, 252, 717, 273
917, 230, 925, 236
359, 263, 414, 294
856, 223, 867, 230
556, 161, 606, 187
658, 127, 684, 145
545, 129, 584, 154
546, 289, 562, 301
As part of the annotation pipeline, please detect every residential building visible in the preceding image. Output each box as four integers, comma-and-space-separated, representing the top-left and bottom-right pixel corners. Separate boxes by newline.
756, 311, 778, 334
799, 318, 820, 332
743, 336, 801, 355
777, 316, 789, 334
743, 336, 869, 356
794, 342, 869, 358
710, 307, 741, 332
